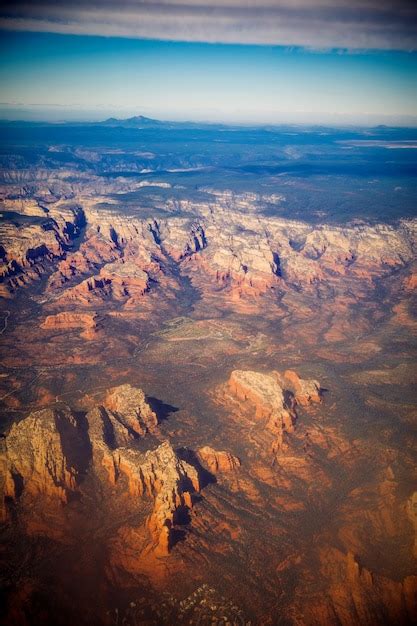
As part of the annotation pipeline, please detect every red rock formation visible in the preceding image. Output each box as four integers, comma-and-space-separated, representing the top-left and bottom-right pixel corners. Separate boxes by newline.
403, 272, 417, 291
85, 405, 127, 484
1, 393, 199, 558
182, 251, 279, 301
407, 491, 417, 558
0, 207, 85, 295
104, 383, 158, 437
197, 446, 241, 473
53, 257, 155, 307
98, 259, 150, 299
1, 408, 80, 507
41, 311, 98, 340
86, 387, 199, 557
47, 231, 119, 291
228, 369, 295, 450
114, 441, 200, 556
85, 385, 158, 484
305, 547, 417, 626
276, 369, 321, 406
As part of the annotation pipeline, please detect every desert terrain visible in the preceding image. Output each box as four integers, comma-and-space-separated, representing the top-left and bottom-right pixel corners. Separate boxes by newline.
0, 121, 416, 625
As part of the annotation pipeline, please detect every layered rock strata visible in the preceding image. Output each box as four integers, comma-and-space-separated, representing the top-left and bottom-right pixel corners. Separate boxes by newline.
103, 384, 158, 437
1, 385, 201, 557
228, 369, 321, 451
229, 370, 296, 450
41, 312, 99, 340
197, 446, 241, 473
1, 407, 82, 507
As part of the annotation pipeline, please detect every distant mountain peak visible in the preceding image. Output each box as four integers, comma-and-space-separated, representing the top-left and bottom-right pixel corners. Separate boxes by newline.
101, 115, 162, 127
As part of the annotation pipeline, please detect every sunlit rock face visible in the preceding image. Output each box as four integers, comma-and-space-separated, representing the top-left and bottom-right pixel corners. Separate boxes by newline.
103, 383, 158, 437
3, 187, 416, 310
0, 206, 85, 296
1, 407, 81, 505
115, 441, 200, 556
41, 312, 99, 340
86, 387, 200, 559
228, 369, 296, 451
1, 388, 201, 559
197, 446, 241, 473
274, 369, 321, 406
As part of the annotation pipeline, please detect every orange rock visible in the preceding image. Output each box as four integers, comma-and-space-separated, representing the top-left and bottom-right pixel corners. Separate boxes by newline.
41, 311, 98, 340
279, 369, 321, 405
311, 547, 417, 626
104, 383, 158, 437
197, 446, 241, 473
114, 441, 200, 555
228, 369, 295, 451
1, 407, 80, 507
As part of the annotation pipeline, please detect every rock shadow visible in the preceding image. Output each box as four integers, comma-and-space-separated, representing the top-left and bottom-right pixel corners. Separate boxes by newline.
176, 447, 217, 489
55, 409, 92, 482
146, 396, 179, 423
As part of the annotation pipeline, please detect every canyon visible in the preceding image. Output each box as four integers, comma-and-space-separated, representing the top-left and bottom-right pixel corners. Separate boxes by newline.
0, 133, 416, 626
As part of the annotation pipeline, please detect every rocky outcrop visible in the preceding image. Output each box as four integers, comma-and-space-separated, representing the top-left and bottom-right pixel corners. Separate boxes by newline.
46, 231, 119, 291
1, 408, 84, 507
227, 369, 322, 452
85, 405, 129, 484
54, 259, 152, 307
85, 384, 158, 484
274, 369, 321, 406
103, 384, 158, 437
0, 206, 85, 295
41, 312, 98, 340
407, 491, 417, 558
1, 387, 199, 557
197, 446, 241, 473
304, 547, 417, 626
97, 259, 150, 298
229, 369, 295, 450
115, 441, 200, 556
3, 185, 416, 312
87, 203, 412, 305
85, 414, 201, 555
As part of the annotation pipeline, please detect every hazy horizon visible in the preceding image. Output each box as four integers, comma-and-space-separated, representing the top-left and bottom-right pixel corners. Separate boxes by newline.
1, 103, 417, 128
1, 2, 416, 128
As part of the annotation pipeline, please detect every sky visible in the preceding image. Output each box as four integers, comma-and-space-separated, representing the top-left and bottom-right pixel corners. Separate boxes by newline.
0, 1, 416, 125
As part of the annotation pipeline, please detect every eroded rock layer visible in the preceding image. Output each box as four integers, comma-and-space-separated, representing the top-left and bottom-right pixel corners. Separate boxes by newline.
1, 388, 202, 559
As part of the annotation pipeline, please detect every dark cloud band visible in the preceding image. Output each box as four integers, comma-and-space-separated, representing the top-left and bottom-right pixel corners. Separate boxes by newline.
0, 1, 416, 50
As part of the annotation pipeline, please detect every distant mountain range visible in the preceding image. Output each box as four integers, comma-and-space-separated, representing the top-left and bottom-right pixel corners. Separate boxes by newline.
100, 115, 165, 128
99, 115, 229, 130
1, 116, 417, 140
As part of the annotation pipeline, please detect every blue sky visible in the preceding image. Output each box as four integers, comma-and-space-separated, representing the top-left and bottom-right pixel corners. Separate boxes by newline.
1, 1, 416, 125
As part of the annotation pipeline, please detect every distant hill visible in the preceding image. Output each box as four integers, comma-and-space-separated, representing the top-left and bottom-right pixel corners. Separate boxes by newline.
99, 115, 230, 131
100, 115, 165, 128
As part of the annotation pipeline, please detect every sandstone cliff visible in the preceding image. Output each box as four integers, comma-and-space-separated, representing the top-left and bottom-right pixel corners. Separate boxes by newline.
227, 368, 322, 452
0, 206, 85, 295
1, 387, 201, 558
1, 407, 83, 507
41, 311, 99, 340
114, 441, 200, 556
302, 547, 417, 626
103, 383, 158, 437
197, 446, 241, 473
229, 369, 296, 450
274, 369, 322, 406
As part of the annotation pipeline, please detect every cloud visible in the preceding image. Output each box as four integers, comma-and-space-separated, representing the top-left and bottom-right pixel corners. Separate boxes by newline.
0, 1, 416, 50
